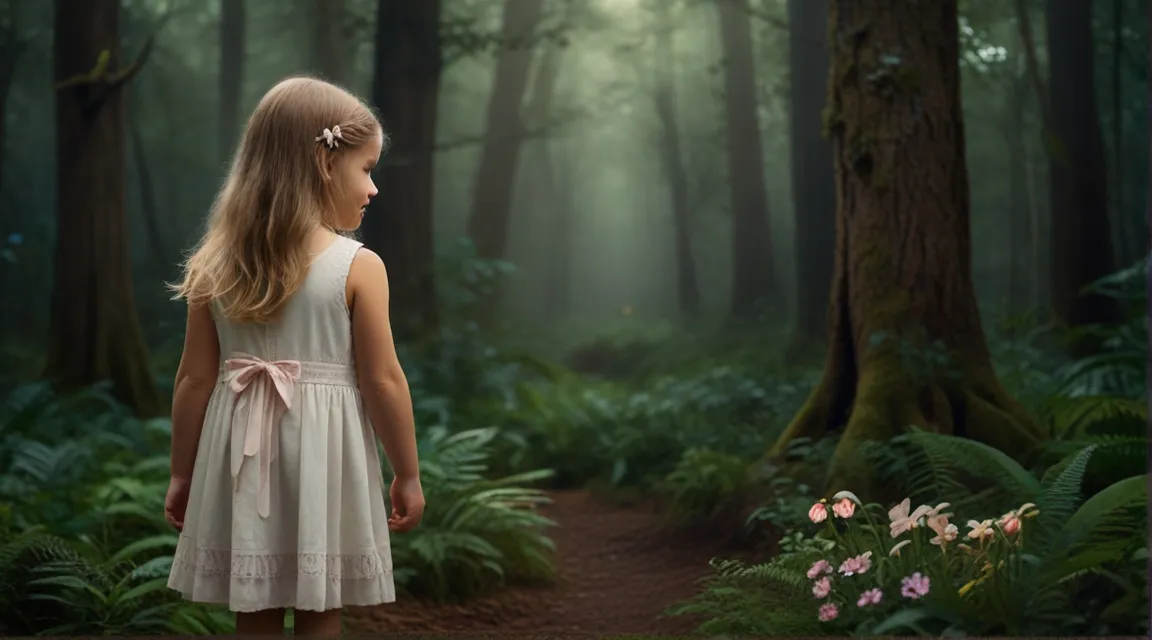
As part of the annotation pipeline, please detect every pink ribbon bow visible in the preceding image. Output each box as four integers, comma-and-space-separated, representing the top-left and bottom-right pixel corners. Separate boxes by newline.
225, 353, 301, 519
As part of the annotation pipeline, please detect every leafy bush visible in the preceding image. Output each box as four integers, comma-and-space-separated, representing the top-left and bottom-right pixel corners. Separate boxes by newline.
671, 436, 1148, 636
0, 381, 556, 635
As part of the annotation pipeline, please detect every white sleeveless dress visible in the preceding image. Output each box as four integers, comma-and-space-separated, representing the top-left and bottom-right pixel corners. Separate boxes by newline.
167, 236, 396, 613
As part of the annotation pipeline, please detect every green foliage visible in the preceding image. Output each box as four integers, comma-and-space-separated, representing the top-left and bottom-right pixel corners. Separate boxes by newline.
675, 443, 1146, 636
388, 426, 556, 601
657, 447, 752, 521
677, 262, 1148, 636
0, 381, 556, 634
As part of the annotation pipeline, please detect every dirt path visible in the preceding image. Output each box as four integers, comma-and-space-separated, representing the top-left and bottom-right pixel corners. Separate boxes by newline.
347, 490, 737, 635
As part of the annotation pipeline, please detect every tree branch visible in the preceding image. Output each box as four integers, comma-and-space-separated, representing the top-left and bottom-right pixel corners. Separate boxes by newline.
53, 12, 171, 110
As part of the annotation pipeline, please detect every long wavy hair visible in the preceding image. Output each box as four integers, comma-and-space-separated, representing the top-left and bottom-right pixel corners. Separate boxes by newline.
170, 76, 383, 323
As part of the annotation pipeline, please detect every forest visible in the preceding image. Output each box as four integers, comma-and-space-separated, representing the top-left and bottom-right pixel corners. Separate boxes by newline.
0, 0, 1147, 637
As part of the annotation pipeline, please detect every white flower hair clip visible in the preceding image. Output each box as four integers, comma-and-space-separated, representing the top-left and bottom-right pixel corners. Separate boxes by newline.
315, 125, 343, 149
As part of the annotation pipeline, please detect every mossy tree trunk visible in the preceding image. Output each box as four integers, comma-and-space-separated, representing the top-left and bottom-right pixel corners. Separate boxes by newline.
768, 0, 1042, 491
362, 0, 442, 342
48, 0, 161, 416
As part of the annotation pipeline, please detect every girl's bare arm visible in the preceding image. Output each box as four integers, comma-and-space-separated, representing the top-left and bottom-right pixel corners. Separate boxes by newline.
347, 248, 420, 481
170, 302, 220, 480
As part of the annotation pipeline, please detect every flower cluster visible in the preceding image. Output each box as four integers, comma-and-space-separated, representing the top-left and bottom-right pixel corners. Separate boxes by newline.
802, 491, 1039, 624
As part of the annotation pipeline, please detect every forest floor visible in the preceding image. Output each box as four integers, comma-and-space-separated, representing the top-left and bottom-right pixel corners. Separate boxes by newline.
346, 490, 758, 637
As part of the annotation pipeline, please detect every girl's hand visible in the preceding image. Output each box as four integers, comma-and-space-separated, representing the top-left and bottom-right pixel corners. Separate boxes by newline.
165, 476, 191, 531
388, 476, 425, 533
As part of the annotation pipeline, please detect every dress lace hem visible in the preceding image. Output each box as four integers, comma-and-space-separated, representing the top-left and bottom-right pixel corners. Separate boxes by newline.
173, 539, 392, 582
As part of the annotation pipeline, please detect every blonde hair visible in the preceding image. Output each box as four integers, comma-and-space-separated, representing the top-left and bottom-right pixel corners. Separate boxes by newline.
171, 76, 383, 323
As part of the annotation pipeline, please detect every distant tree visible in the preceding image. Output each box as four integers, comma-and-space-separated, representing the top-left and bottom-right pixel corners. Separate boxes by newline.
650, 2, 699, 316
769, 0, 1041, 490
309, 0, 347, 86
360, 0, 443, 341
48, 0, 161, 415
466, 0, 545, 263
715, 0, 776, 318
219, 0, 245, 165
784, 0, 835, 360
1044, 0, 1118, 337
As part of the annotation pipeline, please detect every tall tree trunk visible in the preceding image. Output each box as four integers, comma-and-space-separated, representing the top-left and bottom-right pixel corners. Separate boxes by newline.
362, 0, 442, 342
0, 36, 24, 191
48, 0, 161, 416
785, 0, 835, 361
219, 0, 245, 165
1005, 69, 1033, 315
717, 0, 776, 318
466, 0, 545, 261
1046, 0, 1117, 335
653, 5, 699, 316
522, 34, 572, 319
309, 0, 347, 85
128, 95, 166, 267
769, 0, 1041, 491
1109, 0, 1125, 265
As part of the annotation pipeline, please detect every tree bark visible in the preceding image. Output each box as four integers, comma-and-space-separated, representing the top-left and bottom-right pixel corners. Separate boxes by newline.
47, 0, 161, 416
785, 0, 835, 361
1045, 0, 1118, 335
653, 5, 699, 317
717, 0, 776, 318
219, 0, 245, 165
769, 0, 1041, 490
465, 0, 545, 262
309, 0, 347, 86
362, 0, 443, 342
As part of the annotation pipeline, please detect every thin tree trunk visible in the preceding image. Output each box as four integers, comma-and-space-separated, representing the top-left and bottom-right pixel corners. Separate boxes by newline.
48, 0, 161, 416
653, 5, 699, 316
0, 37, 24, 191
785, 0, 835, 361
769, 0, 1040, 491
466, 0, 545, 262
310, 0, 347, 85
219, 0, 245, 165
362, 0, 442, 342
128, 96, 166, 267
1005, 70, 1033, 315
1045, 0, 1118, 336
717, 0, 776, 318
1110, 0, 1124, 264
521, 34, 572, 318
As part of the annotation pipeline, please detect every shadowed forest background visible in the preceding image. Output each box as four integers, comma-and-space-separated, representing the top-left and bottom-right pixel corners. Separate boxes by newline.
0, 0, 1148, 636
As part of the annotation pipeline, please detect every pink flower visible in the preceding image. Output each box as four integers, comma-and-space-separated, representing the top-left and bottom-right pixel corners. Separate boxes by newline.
818, 602, 839, 622
832, 497, 856, 519
857, 588, 883, 607
809, 502, 829, 523
807, 559, 833, 579
812, 576, 831, 598
1000, 516, 1021, 535
838, 551, 873, 576
901, 572, 931, 599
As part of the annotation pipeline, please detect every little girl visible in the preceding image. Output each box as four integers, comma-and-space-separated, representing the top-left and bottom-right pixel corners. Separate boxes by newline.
164, 76, 422, 638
